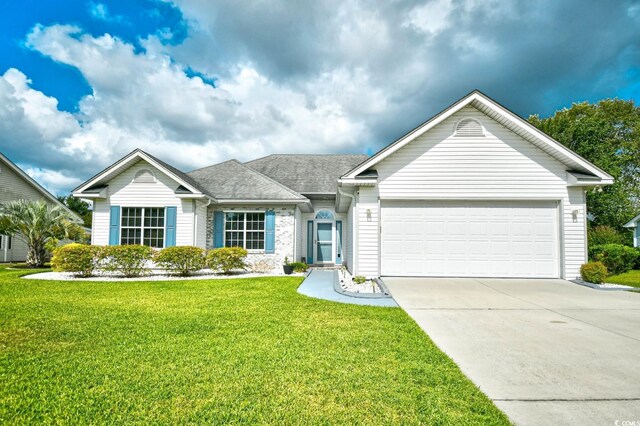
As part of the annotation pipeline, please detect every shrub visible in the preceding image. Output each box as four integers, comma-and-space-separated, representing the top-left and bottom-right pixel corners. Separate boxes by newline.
589, 244, 639, 275
51, 243, 99, 277
588, 225, 624, 246
100, 245, 153, 277
353, 275, 367, 284
289, 261, 308, 273
247, 259, 274, 274
154, 246, 205, 276
206, 247, 248, 274
580, 261, 608, 284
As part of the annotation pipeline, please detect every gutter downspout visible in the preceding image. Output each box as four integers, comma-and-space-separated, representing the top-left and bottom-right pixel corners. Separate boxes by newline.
337, 185, 357, 275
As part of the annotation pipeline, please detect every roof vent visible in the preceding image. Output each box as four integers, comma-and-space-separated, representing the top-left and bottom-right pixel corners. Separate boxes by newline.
454, 118, 484, 137
133, 169, 156, 183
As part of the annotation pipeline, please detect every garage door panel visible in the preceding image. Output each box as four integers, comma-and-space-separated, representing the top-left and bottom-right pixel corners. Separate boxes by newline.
381, 201, 559, 278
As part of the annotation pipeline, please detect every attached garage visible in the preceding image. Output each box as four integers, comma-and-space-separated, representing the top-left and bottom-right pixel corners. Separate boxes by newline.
380, 200, 560, 278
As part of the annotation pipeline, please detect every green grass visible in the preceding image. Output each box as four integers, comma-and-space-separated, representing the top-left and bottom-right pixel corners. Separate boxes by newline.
0, 266, 509, 424
606, 270, 640, 288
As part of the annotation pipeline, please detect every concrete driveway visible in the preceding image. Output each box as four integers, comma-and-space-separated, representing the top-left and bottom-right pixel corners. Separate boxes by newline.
383, 277, 640, 426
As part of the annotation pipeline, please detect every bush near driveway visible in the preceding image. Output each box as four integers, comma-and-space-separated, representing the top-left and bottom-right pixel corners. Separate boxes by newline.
580, 261, 608, 284
153, 246, 206, 276
206, 247, 248, 274
100, 245, 154, 277
587, 225, 625, 246
0, 266, 510, 424
589, 244, 640, 275
51, 243, 100, 277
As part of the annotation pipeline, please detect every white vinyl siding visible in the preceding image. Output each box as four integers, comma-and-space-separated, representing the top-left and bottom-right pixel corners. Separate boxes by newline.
355, 187, 379, 277
91, 160, 196, 247
353, 106, 588, 279
381, 201, 559, 278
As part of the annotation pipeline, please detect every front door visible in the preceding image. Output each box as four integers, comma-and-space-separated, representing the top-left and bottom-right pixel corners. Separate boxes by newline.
315, 222, 334, 264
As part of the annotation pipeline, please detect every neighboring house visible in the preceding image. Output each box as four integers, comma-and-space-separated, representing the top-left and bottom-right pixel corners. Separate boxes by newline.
623, 214, 640, 247
0, 153, 82, 262
73, 91, 613, 279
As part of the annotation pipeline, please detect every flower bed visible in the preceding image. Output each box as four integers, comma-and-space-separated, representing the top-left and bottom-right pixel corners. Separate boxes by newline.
337, 267, 383, 294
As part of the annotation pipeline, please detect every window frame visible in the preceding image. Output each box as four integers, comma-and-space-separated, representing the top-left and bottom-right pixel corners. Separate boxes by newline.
223, 211, 266, 252
120, 207, 166, 248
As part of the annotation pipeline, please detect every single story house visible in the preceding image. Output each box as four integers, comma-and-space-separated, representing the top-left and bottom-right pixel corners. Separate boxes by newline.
0, 152, 82, 262
624, 214, 640, 247
73, 91, 613, 279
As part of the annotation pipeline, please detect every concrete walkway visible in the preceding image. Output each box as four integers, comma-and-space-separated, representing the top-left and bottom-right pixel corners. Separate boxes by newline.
383, 277, 640, 426
298, 270, 397, 307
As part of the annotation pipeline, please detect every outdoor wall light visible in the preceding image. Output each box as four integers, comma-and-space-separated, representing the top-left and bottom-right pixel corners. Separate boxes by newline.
366, 209, 372, 221
572, 209, 581, 222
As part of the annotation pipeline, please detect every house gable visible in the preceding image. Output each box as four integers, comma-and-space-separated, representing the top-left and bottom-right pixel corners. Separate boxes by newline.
341, 90, 613, 185
0, 153, 81, 222
376, 105, 570, 199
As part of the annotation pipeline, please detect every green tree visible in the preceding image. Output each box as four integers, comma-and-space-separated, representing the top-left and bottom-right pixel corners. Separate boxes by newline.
529, 99, 640, 235
0, 200, 82, 267
57, 195, 92, 227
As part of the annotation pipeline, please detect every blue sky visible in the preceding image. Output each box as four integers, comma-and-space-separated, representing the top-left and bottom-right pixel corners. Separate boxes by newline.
0, 0, 639, 194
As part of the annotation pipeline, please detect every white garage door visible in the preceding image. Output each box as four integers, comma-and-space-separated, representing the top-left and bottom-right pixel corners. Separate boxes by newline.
381, 200, 559, 278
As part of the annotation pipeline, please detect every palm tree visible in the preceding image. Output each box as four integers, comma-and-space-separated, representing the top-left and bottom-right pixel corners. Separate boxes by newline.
0, 200, 79, 267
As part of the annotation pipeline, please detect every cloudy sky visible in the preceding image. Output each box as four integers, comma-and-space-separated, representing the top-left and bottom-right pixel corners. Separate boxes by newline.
1, 0, 639, 194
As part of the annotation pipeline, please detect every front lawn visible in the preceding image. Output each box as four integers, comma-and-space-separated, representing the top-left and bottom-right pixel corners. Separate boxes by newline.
606, 270, 640, 288
0, 267, 508, 424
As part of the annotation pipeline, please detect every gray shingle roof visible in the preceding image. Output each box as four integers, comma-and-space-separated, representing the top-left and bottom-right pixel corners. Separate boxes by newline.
245, 154, 368, 194
188, 160, 307, 200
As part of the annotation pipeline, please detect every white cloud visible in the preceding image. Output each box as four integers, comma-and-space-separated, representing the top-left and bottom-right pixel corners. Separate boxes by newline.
2, 23, 385, 191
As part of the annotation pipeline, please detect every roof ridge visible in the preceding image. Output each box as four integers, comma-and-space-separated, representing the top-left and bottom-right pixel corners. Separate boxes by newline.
188, 159, 240, 173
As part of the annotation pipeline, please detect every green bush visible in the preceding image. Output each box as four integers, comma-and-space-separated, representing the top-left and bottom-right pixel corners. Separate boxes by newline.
588, 225, 624, 246
206, 247, 248, 274
353, 275, 367, 284
589, 244, 639, 275
580, 261, 608, 284
100, 245, 153, 277
51, 243, 99, 277
154, 246, 205, 276
289, 261, 308, 273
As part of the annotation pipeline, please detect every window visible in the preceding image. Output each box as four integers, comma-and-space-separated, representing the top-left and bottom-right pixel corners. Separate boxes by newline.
315, 210, 334, 220
225, 212, 265, 250
121, 207, 165, 248
0, 235, 12, 250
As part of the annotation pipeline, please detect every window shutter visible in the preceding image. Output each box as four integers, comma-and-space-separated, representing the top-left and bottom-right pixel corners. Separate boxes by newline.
306, 220, 313, 264
213, 211, 224, 248
109, 206, 120, 245
165, 206, 177, 247
336, 220, 342, 264
265, 210, 276, 254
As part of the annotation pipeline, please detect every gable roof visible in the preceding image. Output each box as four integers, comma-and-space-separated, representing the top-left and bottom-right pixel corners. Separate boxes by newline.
73, 149, 207, 197
188, 160, 308, 201
246, 154, 368, 194
340, 90, 614, 184
624, 213, 640, 228
0, 152, 82, 223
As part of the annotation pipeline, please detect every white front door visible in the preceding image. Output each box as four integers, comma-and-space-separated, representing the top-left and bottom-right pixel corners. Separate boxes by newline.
380, 200, 559, 278
314, 221, 335, 264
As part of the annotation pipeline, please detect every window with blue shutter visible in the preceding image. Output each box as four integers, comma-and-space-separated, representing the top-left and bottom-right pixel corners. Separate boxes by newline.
265, 210, 276, 253
213, 211, 224, 248
109, 206, 120, 245
306, 220, 313, 264
165, 206, 177, 247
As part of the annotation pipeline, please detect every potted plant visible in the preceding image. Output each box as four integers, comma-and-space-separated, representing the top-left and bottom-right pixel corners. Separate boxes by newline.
283, 257, 294, 275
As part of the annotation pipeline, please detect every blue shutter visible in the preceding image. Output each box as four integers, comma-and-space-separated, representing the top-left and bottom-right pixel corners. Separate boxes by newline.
165, 206, 177, 247
306, 220, 313, 264
265, 210, 276, 253
336, 220, 342, 264
109, 206, 120, 245
213, 211, 224, 248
